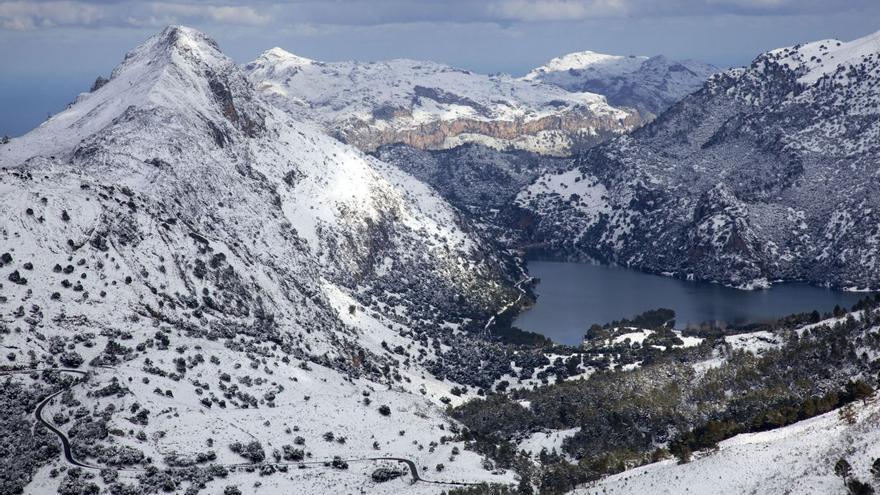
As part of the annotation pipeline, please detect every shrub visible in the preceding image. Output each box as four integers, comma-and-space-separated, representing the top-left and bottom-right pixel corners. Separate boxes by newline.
59, 352, 84, 368
331, 457, 348, 470
229, 441, 265, 463
281, 445, 304, 461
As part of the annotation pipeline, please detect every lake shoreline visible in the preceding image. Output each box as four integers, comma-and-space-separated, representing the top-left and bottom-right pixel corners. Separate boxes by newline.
514, 260, 873, 346
520, 253, 879, 293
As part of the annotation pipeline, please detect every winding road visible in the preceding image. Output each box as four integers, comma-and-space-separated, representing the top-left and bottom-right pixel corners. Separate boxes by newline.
1, 368, 99, 469
3, 367, 480, 486
34, 388, 102, 469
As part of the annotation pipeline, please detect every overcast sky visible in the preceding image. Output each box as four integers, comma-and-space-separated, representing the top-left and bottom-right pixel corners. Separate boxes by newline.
2, 0, 879, 136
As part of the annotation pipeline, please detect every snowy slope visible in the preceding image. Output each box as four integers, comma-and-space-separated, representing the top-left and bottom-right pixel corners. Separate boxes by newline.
574, 395, 880, 494
523, 50, 718, 118
244, 48, 640, 155
771, 31, 880, 85
0, 25, 519, 494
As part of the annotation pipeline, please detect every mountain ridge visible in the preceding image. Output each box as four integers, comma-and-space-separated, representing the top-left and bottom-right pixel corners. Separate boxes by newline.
515, 29, 880, 289
244, 47, 643, 156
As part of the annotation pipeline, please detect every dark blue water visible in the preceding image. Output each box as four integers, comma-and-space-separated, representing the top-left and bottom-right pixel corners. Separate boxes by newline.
514, 261, 870, 345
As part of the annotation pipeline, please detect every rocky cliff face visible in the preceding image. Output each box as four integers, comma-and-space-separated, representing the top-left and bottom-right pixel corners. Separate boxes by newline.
517, 31, 880, 289
245, 48, 641, 156
523, 51, 717, 119
343, 105, 640, 155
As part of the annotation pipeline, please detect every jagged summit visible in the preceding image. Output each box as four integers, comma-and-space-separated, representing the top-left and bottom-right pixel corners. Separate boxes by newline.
116, 25, 225, 68
523, 49, 717, 117
0, 25, 266, 167
106, 25, 231, 87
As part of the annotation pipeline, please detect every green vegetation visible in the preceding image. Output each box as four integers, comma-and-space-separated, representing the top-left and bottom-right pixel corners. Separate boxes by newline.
490, 310, 552, 347
452, 297, 880, 494
586, 307, 675, 339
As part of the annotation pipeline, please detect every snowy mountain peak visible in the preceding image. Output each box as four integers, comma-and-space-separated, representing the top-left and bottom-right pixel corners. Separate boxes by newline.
252, 46, 315, 68
112, 25, 226, 78
1, 25, 265, 167
522, 50, 647, 80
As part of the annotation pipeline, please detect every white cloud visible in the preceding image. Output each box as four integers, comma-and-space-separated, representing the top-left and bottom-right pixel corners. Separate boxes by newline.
0, 0, 875, 31
485, 0, 875, 21
0, 1, 271, 30
487, 0, 628, 21
142, 3, 271, 26
0, 1, 105, 30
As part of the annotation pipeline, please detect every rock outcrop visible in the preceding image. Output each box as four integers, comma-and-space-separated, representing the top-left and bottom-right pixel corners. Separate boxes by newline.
245, 49, 641, 156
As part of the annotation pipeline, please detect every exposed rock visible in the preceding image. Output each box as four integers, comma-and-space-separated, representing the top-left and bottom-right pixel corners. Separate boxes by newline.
245, 48, 641, 156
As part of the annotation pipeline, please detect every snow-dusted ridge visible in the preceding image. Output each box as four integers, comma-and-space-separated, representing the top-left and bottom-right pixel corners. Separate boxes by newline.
770, 30, 880, 84
3, 26, 261, 167
244, 47, 642, 155
522, 50, 649, 81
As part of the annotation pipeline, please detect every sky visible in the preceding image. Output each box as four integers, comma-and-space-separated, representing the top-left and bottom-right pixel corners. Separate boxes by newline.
1, 0, 879, 136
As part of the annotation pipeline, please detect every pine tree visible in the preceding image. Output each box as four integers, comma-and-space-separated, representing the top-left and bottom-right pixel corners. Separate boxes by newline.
676, 445, 692, 464
834, 458, 852, 482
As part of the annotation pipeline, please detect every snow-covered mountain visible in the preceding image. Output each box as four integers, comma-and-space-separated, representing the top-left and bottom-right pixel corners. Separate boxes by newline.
517, 30, 880, 289
523, 51, 718, 118
244, 48, 641, 156
0, 26, 521, 493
